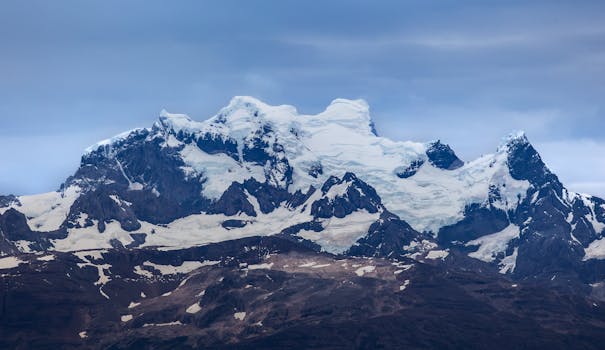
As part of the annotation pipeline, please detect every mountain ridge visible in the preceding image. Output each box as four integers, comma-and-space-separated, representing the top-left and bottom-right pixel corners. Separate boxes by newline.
3, 97, 605, 349
1, 96, 605, 280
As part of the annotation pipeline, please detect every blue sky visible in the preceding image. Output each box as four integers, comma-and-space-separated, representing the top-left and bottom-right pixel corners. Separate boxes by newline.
1, 1, 605, 196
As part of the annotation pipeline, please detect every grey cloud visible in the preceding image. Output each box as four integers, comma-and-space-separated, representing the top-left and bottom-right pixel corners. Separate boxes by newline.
1, 0, 604, 195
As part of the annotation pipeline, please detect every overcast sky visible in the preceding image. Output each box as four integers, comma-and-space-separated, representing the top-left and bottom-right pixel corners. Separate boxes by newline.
1, 1, 605, 196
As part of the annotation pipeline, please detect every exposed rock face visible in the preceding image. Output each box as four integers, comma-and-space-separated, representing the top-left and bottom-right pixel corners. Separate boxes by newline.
425, 140, 464, 170
0, 195, 19, 208
311, 172, 382, 219
65, 128, 211, 231
439, 204, 510, 244
348, 211, 425, 257
209, 182, 258, 217
506, 133, 559, 187
394, 159, 424, 178
2, 238, 605, 350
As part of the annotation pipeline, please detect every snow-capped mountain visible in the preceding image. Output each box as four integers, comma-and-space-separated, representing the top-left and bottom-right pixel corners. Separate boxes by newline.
3, 96, 605, 349
2, 96, 605, 282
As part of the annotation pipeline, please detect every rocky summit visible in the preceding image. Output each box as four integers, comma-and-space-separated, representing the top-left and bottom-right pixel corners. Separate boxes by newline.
2, 97, 605, 349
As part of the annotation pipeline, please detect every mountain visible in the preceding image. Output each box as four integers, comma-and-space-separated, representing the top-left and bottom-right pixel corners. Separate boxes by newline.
2, 96, 605, 349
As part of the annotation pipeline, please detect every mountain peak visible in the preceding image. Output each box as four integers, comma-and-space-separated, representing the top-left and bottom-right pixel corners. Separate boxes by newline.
319, 98, 373, 135
84, 128, 148, 155
498, 130, 529, 152
217, 96, 298, 122
159, 109, 192, 122
226, 96, 283, 111
500, 131, 558, 187
325, 98, 369, 115
157, 109, 196, 134
207, 96, 376, 138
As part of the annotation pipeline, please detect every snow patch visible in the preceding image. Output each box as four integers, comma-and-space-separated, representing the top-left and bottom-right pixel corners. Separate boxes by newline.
297, 210, 380, 254
584, 238, 605, 260
186, 303, 202, 314
73, 250, 107, 262
15, 186, 81, 232
142, 261, 206, 275
399, 280, 410, 291
134, 266, 154, 278
312, 263, 331, 268
234, 312, 246, 321
579, 194, 605, 234
74, 212, 89, 227
466, 224, 520, 263
247, 262, 274, 270
425, 250, 449, 260
37, 255, 55, 262
324, 180, 353, 200
76, 262, 111, 286
499, 247, 519, 274
143, 321, 183, 327
179, 144, 265, 199
355, 265, 376, 276
0, 256, 25, 269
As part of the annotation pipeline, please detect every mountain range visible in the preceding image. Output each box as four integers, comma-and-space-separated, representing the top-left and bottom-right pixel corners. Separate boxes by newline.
2, 96, 605, 349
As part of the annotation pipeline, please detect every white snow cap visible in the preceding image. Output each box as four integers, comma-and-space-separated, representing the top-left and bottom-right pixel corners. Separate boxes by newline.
79, 97, 532, 234
159, 109, 193, 123
498, 130, 528, 151
211, 96, 374, 136
318, 98, 373, 134
221, 95, 299, 116
84, 128, 147, 154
